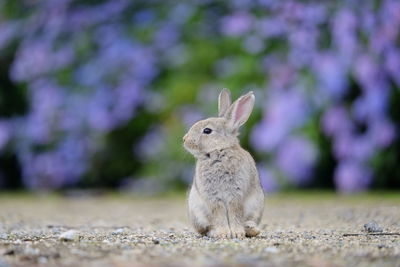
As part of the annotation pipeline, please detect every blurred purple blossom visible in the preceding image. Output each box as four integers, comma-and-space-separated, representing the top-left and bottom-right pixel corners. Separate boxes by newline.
69, 0, 129, 30
368, 118, 396, 148
135, 127, 166, 162
168, 4, 194, 25
256, 18, 285, 38
313, 53, 348, 99
180, 106, 205, 129
321, 106, 353, 137
133, 9, 155, 25
275, 136, 317, 185
352, 89, 389, 121
243, 35, 265, 54
251, 88, 310, 152
334, 161, 372, 193
354, 54, 379, 89
87, 87, 115, 132
257, 165, 279, 193
0, 121, 11, 151
112, 81, 143, 124
384, 47, 400, 86
153, 24, 180, 50
220, 12, 253, 37
0, 21, 20, 50
163, 44, 189, 67
333, 133, 374, 162
214, 57, 239, 78
333, 8, 358, 61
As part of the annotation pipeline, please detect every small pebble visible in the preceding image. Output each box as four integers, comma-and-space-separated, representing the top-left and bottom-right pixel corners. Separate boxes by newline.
59, 230, 79, 241
152, 239, 160, 244
112, 228, 125, 235
264, 247, 279, 253
24, 247, 39, 255
363, 221, 383, 233
0, 233, 8, 240
38, 256, 48, 264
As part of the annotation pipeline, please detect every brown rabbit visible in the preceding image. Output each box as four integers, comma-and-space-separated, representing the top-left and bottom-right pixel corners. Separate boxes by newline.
183, 89, 264, 238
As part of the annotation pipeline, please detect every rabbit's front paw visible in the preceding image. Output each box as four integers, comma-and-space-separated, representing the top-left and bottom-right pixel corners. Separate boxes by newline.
244, 221, 260, 237
207, 227, 231, 239
230, 226, 245, 239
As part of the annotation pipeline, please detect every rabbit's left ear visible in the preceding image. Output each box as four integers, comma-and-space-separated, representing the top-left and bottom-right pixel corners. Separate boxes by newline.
227, 91, 255, 131
218, 88, 232, 117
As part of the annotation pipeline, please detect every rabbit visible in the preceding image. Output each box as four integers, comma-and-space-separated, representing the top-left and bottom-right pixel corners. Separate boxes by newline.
183, 88, 264, 238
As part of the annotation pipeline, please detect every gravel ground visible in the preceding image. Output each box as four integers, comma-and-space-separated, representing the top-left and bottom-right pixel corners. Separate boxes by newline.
0, 193, 399, 267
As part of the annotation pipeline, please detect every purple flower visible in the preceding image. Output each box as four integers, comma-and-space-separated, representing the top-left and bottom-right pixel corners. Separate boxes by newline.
333, 8, 358, 60
30, 79, 64, 115
313, 53, 348, 99
135, 127, 166, 162
112, 80, 143, 124
87, 87, 115, 132
334, 161, 372, 193
180, 106, 204, 129
251, 120, 287, 152
268, 64, 296, 89
303, 4, 327, 25
251, 88, 310, 152
163, 44, 189, 67
11, 39, 52, 82
384, 47, 400, 87
220, 12, 253, 37
25, 113, 51, 144
321, 106, 353, 137
168, 4, 194, 25
257, 165, 279, 192
28, 152, 65, 189
74, 61, 104, 87
288, 29, 318, 68
133, 9, 155, 25
275, 136, 317, 185
256, 18, 285, 38
368, 118, 396, 148
230, 0, 254, 10
56, 136, 88, 183
0, 120, 11, 151
214, 57, 239, 78
243, 35, 265, 54
354, 54, 378, 89
0, 21, 20, 50
352, 89, 389, 121
153, 24, 180, 50
58, 95, 87, 132
333, 133, 374, 162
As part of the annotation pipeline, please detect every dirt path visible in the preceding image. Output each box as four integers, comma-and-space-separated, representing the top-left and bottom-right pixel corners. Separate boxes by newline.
0, 193, 399, 266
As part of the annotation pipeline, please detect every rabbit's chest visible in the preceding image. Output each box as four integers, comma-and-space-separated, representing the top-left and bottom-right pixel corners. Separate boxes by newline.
196, 153, 248, 201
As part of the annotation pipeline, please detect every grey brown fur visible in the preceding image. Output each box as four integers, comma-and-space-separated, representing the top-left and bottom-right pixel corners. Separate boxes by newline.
183, 89, 264, 238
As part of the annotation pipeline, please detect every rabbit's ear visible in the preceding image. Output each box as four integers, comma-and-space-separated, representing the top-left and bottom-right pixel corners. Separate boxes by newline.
218, 88, 232, 117
227, 91, 255, 131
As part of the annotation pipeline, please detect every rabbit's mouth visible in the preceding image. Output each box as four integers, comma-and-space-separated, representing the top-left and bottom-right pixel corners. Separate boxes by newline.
183, 143, 201, 156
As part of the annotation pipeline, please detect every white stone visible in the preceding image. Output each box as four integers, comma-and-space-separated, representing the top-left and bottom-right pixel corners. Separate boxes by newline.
59, 230, 79, 241
264, 247, 279, 253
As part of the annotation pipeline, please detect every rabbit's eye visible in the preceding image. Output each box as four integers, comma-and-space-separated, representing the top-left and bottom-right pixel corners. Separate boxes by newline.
203, 128, 212, 134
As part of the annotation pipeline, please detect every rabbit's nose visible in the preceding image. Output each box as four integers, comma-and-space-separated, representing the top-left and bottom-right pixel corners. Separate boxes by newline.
183, 134, 188, 142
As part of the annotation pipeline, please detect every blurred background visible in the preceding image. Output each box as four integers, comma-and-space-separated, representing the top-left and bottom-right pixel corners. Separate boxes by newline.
0, 0, 399, 194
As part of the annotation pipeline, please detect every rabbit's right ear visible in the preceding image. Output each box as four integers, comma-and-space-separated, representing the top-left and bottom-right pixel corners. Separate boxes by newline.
218, 88, 232, 117
226, 91, 255, 132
